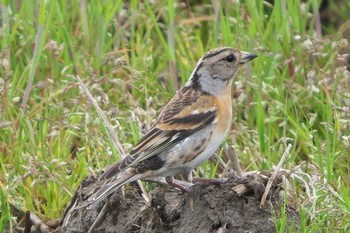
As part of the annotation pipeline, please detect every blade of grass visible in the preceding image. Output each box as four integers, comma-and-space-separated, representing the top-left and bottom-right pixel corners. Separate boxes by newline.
21, 0, 47, 109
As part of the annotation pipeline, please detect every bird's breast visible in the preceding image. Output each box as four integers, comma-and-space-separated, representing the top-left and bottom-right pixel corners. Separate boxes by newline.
176, 94, 233, 168
214, 90, 233, 133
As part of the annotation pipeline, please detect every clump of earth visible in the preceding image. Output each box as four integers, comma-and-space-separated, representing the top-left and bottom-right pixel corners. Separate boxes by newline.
56, 173, 299, 233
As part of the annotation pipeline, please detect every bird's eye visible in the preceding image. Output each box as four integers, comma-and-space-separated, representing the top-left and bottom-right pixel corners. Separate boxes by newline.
225, 54, 236, 62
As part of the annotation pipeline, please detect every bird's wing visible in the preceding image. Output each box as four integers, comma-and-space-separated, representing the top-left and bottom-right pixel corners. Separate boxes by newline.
99, 87, 218, 180
80, 88, 218, 208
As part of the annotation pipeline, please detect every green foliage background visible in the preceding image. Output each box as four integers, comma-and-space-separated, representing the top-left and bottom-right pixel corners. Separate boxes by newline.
0, 0, 350, 232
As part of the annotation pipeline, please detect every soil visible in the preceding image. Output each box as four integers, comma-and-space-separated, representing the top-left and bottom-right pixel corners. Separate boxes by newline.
56, 173, 300, 233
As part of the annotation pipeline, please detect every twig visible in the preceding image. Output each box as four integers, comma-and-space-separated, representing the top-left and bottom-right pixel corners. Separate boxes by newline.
0, 121, 11, 128
227, 147, 242, 177
30, 212, 52, 233
88, 202, 110, 233
167, 2, 178, 90
314, 6, 322, 40
62, 198, 78, 227
260, 144, 292, 208
75, 75, 125, 156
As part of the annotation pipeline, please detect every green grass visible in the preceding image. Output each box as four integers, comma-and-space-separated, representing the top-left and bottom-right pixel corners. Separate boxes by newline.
1, 0, 350, 232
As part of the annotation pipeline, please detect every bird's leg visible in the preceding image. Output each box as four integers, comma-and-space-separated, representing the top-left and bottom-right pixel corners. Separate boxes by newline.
165, 176, 191, 192
186, 171, 193, 183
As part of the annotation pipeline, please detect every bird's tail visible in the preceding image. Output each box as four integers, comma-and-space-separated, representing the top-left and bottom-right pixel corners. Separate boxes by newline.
79, 172, 136, 209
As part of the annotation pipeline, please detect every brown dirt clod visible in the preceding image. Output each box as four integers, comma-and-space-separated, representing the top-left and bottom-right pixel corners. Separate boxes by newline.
56, 173, 299, 233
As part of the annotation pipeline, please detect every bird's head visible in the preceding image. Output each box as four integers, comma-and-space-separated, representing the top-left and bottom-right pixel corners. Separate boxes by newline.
185, 47, 257, 96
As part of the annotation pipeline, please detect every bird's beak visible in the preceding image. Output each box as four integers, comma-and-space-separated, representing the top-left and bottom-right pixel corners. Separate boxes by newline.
239, 51, 258, 64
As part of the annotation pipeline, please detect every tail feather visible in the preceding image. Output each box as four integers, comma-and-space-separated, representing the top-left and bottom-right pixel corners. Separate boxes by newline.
79, 173, 136, 209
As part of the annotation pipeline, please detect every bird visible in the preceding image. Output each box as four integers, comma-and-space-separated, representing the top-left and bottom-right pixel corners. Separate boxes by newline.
82, 47, 257, 209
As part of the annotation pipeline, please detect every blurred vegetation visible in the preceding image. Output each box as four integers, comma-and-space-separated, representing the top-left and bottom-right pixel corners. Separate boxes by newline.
0, 0, 350, 232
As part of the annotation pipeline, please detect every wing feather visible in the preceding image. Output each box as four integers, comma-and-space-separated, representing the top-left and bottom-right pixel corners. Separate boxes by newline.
99, 88, 217, 181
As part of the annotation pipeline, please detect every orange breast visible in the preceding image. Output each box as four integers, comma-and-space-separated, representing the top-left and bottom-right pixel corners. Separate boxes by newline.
213, 86, 233, 134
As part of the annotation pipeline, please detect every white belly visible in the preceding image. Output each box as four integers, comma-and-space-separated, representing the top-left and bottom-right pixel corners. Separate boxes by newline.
154, 122, 229, 178
185, 126, 228, 168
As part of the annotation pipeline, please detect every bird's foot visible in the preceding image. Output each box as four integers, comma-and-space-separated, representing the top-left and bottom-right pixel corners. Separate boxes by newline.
165, 176, 192, 192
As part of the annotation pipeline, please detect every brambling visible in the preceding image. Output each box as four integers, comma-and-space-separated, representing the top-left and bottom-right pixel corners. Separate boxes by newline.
83, 47, 257, 208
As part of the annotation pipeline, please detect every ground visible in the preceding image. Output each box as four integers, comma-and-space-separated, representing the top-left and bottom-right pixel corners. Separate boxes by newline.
56, 173, 299, 233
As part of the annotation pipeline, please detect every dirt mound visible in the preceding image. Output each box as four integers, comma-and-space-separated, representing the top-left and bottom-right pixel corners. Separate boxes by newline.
57, 173, 299, 233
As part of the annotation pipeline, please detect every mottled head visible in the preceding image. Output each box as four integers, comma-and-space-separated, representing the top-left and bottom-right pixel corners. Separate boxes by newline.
185, 47, 257, 95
